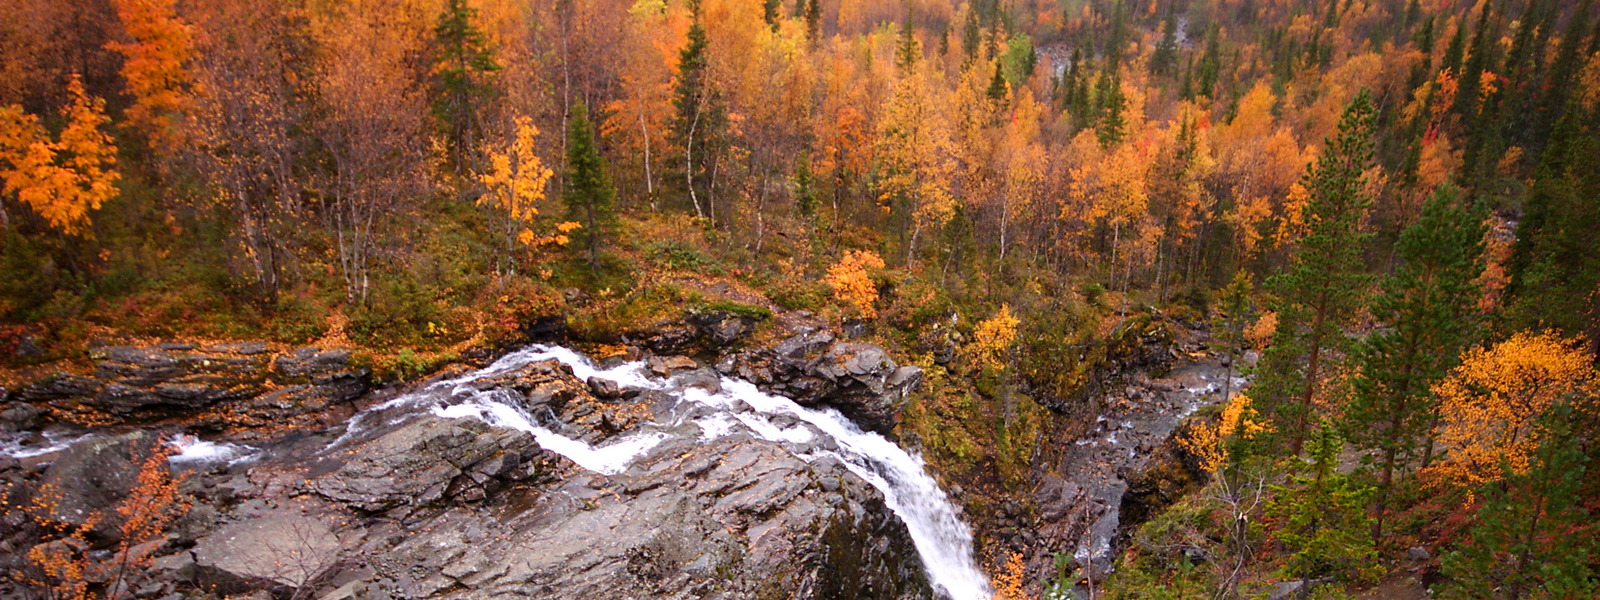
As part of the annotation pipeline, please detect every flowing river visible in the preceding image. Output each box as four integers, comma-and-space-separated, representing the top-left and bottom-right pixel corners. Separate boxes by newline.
340, 344, 995, 600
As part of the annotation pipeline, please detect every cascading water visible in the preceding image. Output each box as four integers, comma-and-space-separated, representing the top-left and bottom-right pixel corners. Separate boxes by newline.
350, 344, 994, 600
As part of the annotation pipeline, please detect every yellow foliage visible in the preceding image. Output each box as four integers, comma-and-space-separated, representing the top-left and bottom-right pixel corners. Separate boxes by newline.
990, 551, 1031, 600
478, 116, 571, 252
1245, 310, 1277, 349
1178, 392, 1267, 473
479, 116, 554, 222
1430, 331, 1599, 487
825, 249, 885, 318
0, 75, 120, 236
966, 305, 1020, 372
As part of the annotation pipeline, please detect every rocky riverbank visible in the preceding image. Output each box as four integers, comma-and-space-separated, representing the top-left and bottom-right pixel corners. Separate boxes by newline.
0, 309, 957, 600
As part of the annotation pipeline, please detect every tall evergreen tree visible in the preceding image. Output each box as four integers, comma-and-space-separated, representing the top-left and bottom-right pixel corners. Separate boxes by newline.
1094, 67, 1126, 147
1503, 106, 1600, 350
1441, 404, 1598, 600
670, 1, 726, 220
1345, 183, 1486, 540
562, 101, 616, 270
1256, 90, 1377, 455
433, 0, 501, 171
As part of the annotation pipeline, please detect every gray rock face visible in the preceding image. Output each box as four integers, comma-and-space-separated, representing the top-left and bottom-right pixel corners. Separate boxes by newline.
726, 334, 922, 434
192, 509, 344, 591
310, 415, 552, 513
160, 349, 933, 600
18, 343, 369, 426
33, 431, 158, 543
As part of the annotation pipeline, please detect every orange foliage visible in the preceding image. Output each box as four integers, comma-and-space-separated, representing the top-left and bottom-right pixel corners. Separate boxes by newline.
966, 305, 1020, 371
825, 249, 885, 318
990, 551, 1031, 600
106, 0, 196, 146
1430, 331, 1599, 487
0, 75, 120, 236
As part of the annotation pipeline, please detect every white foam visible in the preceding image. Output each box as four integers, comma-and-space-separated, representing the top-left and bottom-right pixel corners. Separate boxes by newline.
431, 400, 667, 476
341, 343, 994, 600
167, 434, 255, 465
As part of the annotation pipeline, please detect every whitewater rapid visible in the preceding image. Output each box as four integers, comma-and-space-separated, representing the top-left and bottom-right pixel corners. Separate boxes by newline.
361, 344, 994, 600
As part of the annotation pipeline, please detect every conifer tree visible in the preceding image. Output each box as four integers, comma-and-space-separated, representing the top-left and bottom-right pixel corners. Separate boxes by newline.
433, 0, 500, 171
1094, 68, 1126, 148
1440, 404, 1598, 600
1255, 90, 1377, 455
1345, 183, 1485, 540
1503, 106, 1600, 348
670, 1, 726, 220
562, 101, 616, 270
1267, 423, 1381, 585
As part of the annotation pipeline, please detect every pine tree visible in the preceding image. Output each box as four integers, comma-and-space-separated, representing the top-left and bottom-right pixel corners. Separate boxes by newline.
1255, 90, 1377, 455
793, 151, 817, 219
1267, 423, 1381, 584
1094, 68, 1126, 148
433, 0, 501, 171
1151, 10, 1179, 76
761, 0, 781, 31
985, 61, 1009, 105
1345, 183, 1486, 540
1440, 404, 1598, 600
803, 0, 821, 46
563, 101, 616, 270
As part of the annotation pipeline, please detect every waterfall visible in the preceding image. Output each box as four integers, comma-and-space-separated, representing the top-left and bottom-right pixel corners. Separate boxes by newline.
404, 344, 994, 600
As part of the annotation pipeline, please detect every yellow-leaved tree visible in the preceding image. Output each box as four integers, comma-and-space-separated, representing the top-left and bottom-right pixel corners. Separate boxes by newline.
477, 115, 574, 274
1178, 391, 1268, 473
0, 75, 120, 236
106, 0, 196, 147
1430, 330, 1599, 487
825, 249, 885, 319
966, 305, 1020, 372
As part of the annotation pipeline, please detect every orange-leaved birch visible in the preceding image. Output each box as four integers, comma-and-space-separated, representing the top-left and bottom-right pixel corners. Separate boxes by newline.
1430, 330, 1599, 487
106, 0, 196, 147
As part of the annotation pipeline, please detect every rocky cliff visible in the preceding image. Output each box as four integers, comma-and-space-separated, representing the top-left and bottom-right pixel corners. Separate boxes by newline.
0, 312, 953, 600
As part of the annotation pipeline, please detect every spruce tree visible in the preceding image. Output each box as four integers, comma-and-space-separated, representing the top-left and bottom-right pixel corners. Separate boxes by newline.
563, 101, 617, 270
1255, 90, 1377, 455
433, 0, 501, 171
1094, 67, 1126, 147
1503, 106, 1600, 347
1345, 183, 1486, 540
670, 1, 726, 219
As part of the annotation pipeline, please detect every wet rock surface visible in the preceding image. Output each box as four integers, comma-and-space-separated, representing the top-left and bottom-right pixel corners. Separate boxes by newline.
718, 313, 923, 434
15, 342, 370, 427
1, 344, 935, 600
1029, 350, 1247, 580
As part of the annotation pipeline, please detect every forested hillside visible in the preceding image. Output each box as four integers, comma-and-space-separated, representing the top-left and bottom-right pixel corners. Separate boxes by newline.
1, 0, 1598, 597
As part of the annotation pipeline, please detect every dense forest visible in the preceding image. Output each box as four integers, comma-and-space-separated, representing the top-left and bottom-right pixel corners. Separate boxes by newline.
2, 0, 1598, 597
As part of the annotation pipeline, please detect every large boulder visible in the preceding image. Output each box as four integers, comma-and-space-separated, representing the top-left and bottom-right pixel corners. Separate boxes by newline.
310, 415, 553, 513
725, 333, 923, 434
32, 431, 160, 544
191, 508, 346, 593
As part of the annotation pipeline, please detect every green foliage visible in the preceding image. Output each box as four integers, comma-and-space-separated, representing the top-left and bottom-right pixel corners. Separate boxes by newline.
432, 0, 500, 167
1345, 183, 1486, 534
1255, 90, 1377, 455
645, 240, 718, 272
1266, 424, 1381, 584
1000, 33, 1036, 89
1440, 403, 1599, 600
563, 101, 618, 269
